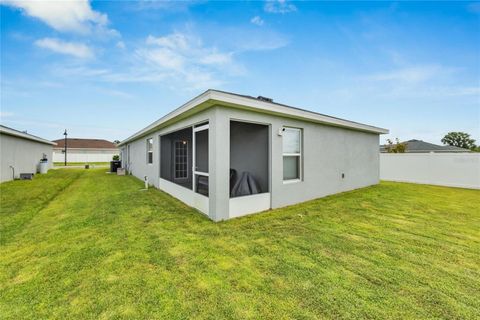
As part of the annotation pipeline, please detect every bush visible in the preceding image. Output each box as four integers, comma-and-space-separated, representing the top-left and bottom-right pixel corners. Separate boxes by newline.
112, 155, 120, 161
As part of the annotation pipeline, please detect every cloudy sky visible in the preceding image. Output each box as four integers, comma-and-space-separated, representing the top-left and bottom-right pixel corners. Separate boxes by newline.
1, 1, 479, 144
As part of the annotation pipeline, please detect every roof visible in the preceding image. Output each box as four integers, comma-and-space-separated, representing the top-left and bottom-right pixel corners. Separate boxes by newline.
0, 125, 56, 145
52, 138, 117, 149
119, 89, 388, 146
380, 139, 471, 153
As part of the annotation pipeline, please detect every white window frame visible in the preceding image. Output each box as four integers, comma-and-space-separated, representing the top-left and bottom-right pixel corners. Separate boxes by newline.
282, 127, 302, 183
146, 138, 153, 164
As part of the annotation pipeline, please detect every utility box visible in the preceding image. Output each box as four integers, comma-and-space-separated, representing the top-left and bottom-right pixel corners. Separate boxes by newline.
38, 160, 49, 174
117, 168, 126, 176
20, 173, 34, 180
110, 160, 121, 173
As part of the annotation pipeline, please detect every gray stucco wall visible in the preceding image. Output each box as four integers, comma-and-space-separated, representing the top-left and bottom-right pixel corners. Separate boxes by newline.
122, 105, 380, 220
217, 106, 379, 210
0, 133, 54, 182
122, 108, 216, 189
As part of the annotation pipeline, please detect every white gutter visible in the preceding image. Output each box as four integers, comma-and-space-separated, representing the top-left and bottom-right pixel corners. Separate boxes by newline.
0, 125, 56, 145
118, 90, 389, 146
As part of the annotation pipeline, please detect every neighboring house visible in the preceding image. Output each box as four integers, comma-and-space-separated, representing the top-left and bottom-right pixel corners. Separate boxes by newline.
0, 125, 55, 182
52, 138, 119, 163
119, 89, 388, 221
380, 139, 471, 153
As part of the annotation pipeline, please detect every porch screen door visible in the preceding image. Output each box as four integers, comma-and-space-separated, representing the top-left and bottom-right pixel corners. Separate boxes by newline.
193, 124, 209, 195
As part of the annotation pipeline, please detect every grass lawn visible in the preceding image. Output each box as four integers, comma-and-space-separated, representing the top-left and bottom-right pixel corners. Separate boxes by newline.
1, 169, 479, 319
53, 162, 109, 167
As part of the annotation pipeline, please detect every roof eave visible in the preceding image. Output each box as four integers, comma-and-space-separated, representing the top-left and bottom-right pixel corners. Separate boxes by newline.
0, 126, 57, 145
118, 90, 389, 146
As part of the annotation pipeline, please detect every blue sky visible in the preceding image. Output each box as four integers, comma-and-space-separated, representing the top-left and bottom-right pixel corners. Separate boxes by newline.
1, 1, 479, 144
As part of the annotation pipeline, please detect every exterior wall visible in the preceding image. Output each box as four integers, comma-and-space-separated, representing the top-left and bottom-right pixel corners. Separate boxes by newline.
214, 106, 380, 211
53, 149, 119, 163
123, 105, 380, 221
0, 133, 53, 182
380, 153, 480, 189
122, 108, 216, 190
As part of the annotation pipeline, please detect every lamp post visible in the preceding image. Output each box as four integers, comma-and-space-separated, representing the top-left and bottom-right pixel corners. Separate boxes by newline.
63, 129, 68, 166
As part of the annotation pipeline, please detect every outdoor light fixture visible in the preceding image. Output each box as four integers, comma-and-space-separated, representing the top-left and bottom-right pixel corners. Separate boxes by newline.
63, 129, 68, 166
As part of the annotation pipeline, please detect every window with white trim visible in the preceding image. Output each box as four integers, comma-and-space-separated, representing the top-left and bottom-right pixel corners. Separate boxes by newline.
282, 127, 302, 181
146, 138, 153, 164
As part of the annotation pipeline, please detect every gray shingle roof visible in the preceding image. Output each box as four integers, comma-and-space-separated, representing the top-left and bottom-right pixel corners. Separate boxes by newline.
380, 139, 470, 153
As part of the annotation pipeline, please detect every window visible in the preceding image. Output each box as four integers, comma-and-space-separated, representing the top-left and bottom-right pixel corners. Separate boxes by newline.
146, 138, 153, 164
174, 140, 188, 179
282, 127, 302, 181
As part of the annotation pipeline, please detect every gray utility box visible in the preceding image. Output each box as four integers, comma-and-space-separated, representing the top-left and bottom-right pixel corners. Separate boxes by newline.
20, 173, 34, 180
110, 161, 121, 173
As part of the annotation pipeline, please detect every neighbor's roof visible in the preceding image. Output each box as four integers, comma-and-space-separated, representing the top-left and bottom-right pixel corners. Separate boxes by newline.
53, 138, 117, 149
380, 139, 470, 153
119, 89, 388, 146
0, 125, 56, 145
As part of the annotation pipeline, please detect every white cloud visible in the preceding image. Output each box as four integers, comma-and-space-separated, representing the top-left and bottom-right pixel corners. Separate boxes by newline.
199, 52, 232, 65
364, 65, 456, 84
35, 38, 94, 59
0, 111, 14, 118
250, 16, 264, 26
140, 47, 185, 70
146, 33, 191, 50
135, 32, 238, 89
1, 0, 116, 35
116, 41, 126, 49
264, 0, 297, 14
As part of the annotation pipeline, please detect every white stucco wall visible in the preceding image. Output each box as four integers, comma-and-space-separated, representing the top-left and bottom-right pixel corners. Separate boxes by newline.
380, 153, 480, 189
53, 149, 119, 163
0, 133, 53, 182
122, 105, 381, 221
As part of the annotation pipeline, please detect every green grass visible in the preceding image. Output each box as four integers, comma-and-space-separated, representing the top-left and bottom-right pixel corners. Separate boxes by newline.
1, 169, 479, 319
53, 162, 109, 166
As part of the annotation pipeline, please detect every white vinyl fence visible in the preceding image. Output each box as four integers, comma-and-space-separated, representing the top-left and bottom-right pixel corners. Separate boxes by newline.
53, 149, 119, 163
380, 153, 480, 189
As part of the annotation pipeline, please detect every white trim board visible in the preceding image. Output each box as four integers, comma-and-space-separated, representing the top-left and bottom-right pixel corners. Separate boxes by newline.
0, 125, 56, 145
119, 90, 388, 146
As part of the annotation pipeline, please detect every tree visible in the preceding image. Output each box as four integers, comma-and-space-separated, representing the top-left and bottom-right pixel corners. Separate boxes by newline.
113, 140, 120, 144
385, 138, 407, 153
441, 132, 476, 150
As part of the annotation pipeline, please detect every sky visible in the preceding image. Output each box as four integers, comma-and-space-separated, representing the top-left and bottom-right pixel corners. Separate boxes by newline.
1, 0, 479, 144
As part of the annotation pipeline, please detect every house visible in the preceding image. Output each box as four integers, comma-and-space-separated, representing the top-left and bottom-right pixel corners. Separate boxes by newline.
0, 125, 55, 182
52, 138, 119, 163
118, 89, 388, 221
380, 139, 471, 153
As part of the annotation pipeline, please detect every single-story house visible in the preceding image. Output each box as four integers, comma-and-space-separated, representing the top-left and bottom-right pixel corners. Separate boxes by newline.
52, 138, 119, 163
380, 139, 471, 153
119, 89, 388, 221
0, 125, 55, 182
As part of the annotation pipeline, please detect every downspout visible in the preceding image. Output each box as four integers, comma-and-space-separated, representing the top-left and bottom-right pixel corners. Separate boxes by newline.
9, 165, 15, 180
